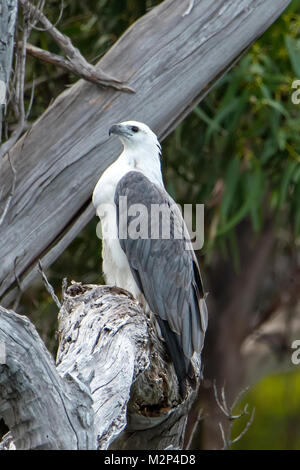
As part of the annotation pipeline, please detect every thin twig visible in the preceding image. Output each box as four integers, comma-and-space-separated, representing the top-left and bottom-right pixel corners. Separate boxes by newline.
230, 403, 249, 421
33, 0, 64, 32
231, 408, 255, 445
26, 0, 45, 31
24, 42, 133, 92
38, 260, 61, 309
213, 381, 255, 449
221, 383, 229, 415
213, 380, 229, 417
185, 407, 203, 449
25, 77, 35, 119
218, 422, 228, 450
231, 386, 250, 411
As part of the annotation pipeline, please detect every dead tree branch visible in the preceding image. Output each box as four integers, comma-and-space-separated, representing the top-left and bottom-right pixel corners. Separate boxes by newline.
0, 283, 201, 450
38, 259, 61, 309
18, 0, 134, 92
24, 42, 133, 92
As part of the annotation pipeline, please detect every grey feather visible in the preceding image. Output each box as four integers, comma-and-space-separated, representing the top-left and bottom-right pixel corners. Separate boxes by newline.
115, 170, 207, 391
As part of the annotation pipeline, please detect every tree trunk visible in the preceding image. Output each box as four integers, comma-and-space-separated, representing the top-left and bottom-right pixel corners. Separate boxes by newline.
0, 0, 18, 142
0, 0, 291, 307
0, 283, 200, 450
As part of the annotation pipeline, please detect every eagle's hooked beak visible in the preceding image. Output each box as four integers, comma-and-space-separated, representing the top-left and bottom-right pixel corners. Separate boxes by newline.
109, 124, 123, 136
109, 123, 131, 138
109, 124, 119, 136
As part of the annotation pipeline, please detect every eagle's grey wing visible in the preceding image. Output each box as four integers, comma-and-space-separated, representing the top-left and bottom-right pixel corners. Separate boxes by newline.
115, 171, 207, 393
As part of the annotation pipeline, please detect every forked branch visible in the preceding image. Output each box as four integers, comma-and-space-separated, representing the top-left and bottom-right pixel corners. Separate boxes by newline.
18, 0, 134, 92
213, 381, 255, 449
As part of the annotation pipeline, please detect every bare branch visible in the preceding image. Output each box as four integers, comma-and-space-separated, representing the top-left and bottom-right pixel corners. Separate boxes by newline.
18, 0, 134, 93
25, 0, 45, 30
213, 382, 255, 449
213, 380, 229, 417
24, 42, 133, 92
218, 422, 229, 450
231, 386, 250, 411
185, 407, 203, 449
221, 383, 230, 416
32, 0, 64, 32
25, 77, 35, 119
38, 259, 61, 309
231, 408, 255, 445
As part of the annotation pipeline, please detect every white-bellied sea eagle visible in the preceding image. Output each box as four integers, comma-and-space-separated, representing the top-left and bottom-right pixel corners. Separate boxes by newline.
92, 121, 207, 396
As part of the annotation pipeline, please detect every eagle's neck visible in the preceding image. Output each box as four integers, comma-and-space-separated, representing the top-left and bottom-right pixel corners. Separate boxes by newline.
92, 143, 163, 211
119, 144, 163, 188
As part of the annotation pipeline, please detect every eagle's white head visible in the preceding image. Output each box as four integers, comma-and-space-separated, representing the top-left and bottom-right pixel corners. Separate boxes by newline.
109, 120, 161, 156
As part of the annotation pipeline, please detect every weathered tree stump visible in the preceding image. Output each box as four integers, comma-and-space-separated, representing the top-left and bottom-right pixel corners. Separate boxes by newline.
0, 282, 200, 450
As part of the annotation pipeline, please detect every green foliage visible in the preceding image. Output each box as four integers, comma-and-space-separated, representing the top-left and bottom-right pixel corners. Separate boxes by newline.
163, 0, 300, 264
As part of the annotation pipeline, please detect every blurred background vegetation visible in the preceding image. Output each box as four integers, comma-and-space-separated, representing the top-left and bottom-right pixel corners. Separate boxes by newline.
6, 0, 300, 449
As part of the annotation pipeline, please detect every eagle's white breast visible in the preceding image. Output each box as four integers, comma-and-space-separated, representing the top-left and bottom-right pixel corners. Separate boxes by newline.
92, 141, 163, 302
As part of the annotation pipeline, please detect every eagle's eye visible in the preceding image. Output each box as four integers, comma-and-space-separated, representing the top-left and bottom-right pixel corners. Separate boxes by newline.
131, 126, 139, 133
